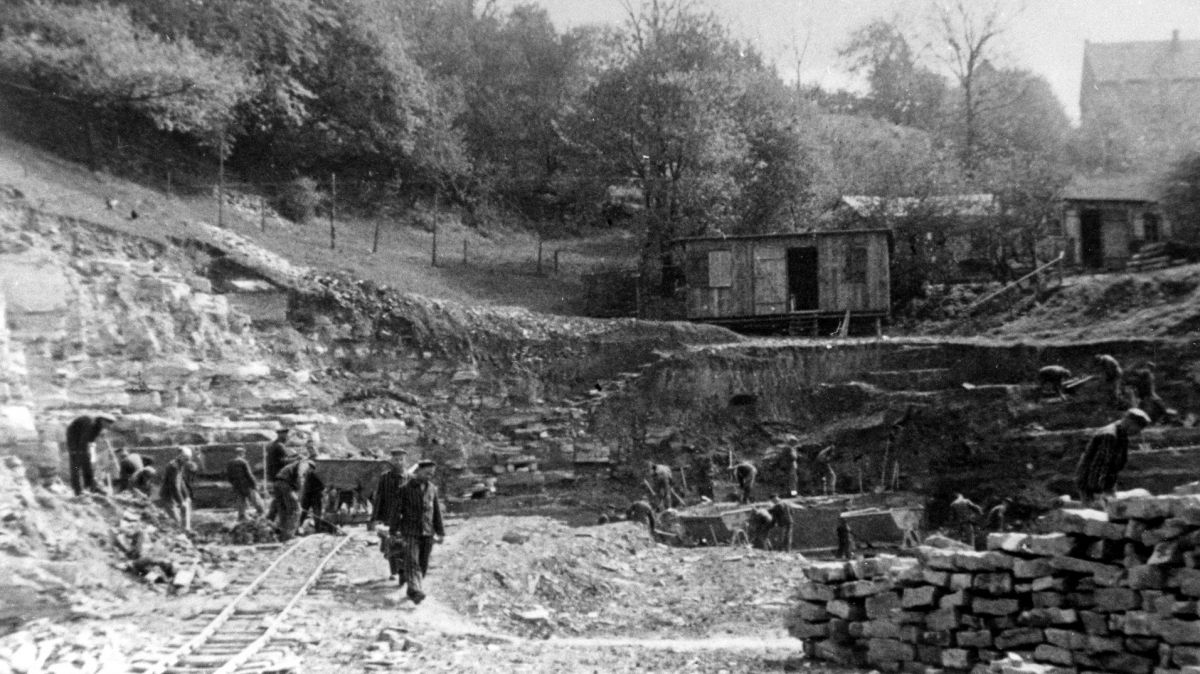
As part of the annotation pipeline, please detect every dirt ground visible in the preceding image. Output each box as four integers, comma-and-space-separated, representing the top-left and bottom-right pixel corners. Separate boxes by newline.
77, 509, 865, 673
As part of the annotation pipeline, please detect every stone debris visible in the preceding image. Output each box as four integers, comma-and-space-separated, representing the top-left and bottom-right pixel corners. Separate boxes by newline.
788, 492, 1200, 673
0, 620, 135, 674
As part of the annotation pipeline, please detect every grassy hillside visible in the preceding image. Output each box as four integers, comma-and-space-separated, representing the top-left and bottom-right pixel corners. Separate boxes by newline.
0, 132, 639, 316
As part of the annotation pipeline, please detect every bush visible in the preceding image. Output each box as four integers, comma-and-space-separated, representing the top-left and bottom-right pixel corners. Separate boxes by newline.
274, 177, 322, 223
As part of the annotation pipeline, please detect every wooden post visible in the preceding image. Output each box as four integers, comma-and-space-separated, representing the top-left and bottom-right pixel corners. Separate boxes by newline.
217, 142, 225, 228
166, 170, 172, 198
431, 188, 439, 267
372, 220, 381, 254
462, 238, 468, 264
554, 249, 560, 273
328, 173, 336, 250
260, 195, 266, 231
537, 236, 544, 275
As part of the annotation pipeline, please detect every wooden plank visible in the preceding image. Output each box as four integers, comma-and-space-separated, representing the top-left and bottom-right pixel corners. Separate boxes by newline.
753, 245, 787, 314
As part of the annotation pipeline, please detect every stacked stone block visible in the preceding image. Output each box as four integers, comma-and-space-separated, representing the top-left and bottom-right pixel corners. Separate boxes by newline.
788, 494, 1200, 673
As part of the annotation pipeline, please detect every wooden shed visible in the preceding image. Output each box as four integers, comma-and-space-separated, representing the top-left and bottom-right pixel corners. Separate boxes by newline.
670, 229, 891, 335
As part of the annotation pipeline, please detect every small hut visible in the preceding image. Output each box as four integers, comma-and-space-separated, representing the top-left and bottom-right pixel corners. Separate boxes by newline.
669, 229, 891, 335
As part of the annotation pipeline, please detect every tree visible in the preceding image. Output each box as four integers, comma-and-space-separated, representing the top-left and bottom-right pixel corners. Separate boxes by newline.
839, 19, 947, 131
929, 0, 1007, 171
1160, 151, 1200, 244
0, 0, 254, 158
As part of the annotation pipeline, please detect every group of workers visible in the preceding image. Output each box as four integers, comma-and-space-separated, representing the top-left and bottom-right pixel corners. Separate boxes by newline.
949, 354, 1170, 548
367, 448, 445, 605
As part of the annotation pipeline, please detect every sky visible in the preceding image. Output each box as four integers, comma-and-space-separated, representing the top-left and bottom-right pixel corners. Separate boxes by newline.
501, 0, 1200, 124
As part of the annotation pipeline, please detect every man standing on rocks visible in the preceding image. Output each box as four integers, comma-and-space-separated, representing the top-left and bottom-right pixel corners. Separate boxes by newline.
388, 460, 445, 604
274, 451, 315, 541
1076, 408, 1151, 507
733, 460, 757, 504
65, 413, 116, 496
160, 447, 196, 532
264, 428, 294, 522
950, 493, 983, 547
226, 446, 264, 521
372, 449, 409, 580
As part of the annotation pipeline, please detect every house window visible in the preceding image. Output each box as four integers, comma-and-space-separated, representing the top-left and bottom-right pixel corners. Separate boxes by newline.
845, 246, 868, 283
708, 250, 732, 288
1144, 213, 1161, 243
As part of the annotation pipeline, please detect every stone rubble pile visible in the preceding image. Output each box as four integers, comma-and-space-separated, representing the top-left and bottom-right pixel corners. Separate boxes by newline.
0, 620, 135, 674
788, 493, 1200, 674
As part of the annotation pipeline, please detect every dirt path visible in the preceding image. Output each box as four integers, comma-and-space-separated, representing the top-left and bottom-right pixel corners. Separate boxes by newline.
282, 522, 866, 673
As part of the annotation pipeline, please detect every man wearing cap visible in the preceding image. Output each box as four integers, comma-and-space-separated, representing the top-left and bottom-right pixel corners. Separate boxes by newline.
388, 460, 444, 604
372, 449, 410, 583
1094, 354, 1125, 407
1076, 408, 1151, 507
226, 446, 264, 521
273, 450, 315, 541
160, 447, 196, 531
264, 428, 295, 522
65, 413, 116, 496
647, 462, 683, 510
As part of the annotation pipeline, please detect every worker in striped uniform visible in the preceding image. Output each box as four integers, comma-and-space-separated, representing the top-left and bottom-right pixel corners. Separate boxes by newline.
371, 449, 409, 580
388, 460, 444, 604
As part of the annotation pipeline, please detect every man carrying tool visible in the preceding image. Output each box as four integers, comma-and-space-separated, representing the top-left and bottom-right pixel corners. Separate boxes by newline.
1037, 365, 1073, 400
114, 447, 155, 495
371, 449, 409, 580
733, 460, 757, 504
65, 413, 117, 496
226, 446, 264, 521
767, 495, 794, 551
647, 462, 684, 510
388, 460, 445, 605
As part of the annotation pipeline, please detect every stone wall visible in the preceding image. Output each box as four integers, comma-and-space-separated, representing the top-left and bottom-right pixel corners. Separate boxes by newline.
788, 494, 1200, 673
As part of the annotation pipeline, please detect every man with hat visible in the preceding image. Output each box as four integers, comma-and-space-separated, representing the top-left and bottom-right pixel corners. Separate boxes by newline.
273, 449, 316, 541
388, 459, 444, 604
160, 447, 196, 531
226, 446, 264, 521
65, 413, 117, 496
371, 449, 409, 579
1076, 408, 1151, 506
264, 428, 295, 522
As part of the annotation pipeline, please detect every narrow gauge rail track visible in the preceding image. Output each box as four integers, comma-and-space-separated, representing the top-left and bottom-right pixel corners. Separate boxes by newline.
131, 534, 352, 674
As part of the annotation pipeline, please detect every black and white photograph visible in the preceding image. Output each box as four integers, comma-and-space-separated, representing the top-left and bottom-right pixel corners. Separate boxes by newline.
2, 0, 1200, 671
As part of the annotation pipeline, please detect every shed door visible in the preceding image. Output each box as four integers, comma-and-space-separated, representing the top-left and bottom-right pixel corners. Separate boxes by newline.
1081, 209, 1104, 269
787, 247, 819, 311
753, 246, 787, 314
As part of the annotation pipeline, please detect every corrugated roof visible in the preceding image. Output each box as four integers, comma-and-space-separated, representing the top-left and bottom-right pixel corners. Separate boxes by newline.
1085, 38, 1200, 83
839, 194, 998, 219
1060, 174, 1160, 202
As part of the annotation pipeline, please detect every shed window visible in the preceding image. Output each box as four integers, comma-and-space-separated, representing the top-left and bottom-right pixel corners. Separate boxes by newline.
708, 250, 732, 288
846, 246, 868, 284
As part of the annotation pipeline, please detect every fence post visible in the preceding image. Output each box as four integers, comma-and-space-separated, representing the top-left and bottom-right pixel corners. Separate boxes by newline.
328, 173, 336, 250
260, 194, 266, 231
462, 238, 468, 264
372, 220, 381, 254
217, 142, 225, 228
166, 170, 172, 198
537, 236, 543, 274
554, 249, 560, 273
